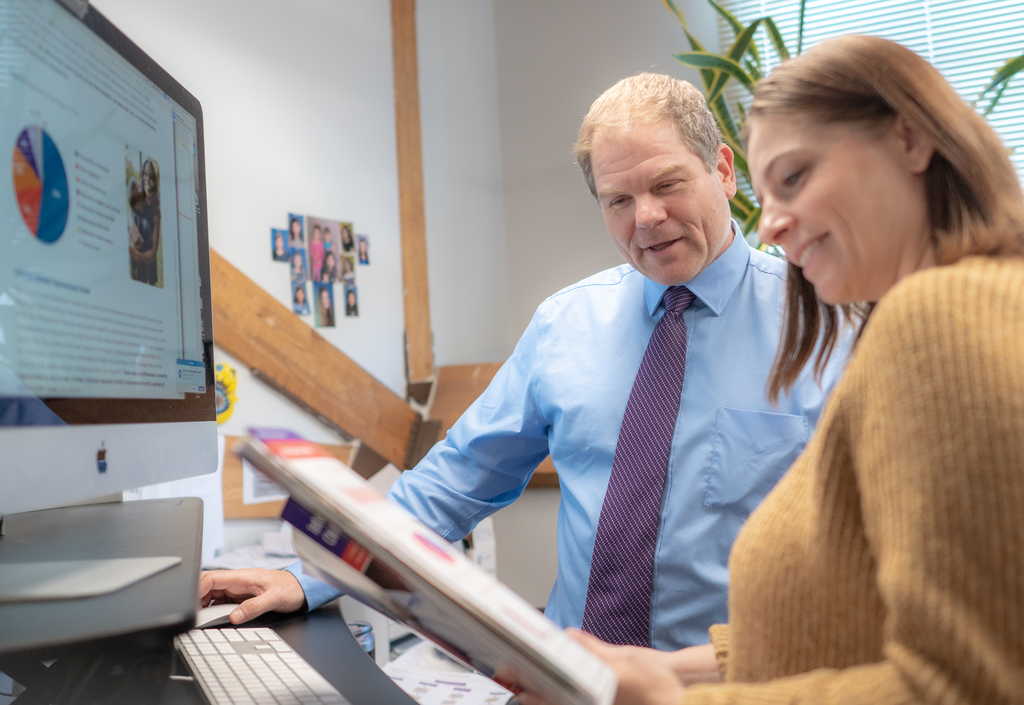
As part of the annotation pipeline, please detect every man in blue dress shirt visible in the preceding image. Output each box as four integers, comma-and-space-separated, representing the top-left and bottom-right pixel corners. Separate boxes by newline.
200, 73, 846, 651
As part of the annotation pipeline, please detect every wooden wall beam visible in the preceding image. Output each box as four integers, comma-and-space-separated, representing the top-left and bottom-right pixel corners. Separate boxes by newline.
391, 0, 434, 388
210, 249, 420, 468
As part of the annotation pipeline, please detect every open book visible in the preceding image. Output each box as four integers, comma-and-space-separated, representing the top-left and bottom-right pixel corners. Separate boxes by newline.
235, 429, 617, 705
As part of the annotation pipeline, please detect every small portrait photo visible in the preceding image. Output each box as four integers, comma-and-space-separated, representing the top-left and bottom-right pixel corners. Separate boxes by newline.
320, 249, 338, 283
356, 235, 370, 265
292, 281, 310, 316
290, 248, 308, 283
314, 282, 335, 328
308, 216, 341, 276
343, 285, 358, 317
340, 254, 356, 283
339, 221, 355, 253
287, 214, 304, 248
271, 228, 289, 262
125, 149, 163, 288
307, 222, 325, 281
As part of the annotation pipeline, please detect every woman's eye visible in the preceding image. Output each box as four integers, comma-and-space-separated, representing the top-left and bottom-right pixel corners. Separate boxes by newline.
782, 170, 803, 188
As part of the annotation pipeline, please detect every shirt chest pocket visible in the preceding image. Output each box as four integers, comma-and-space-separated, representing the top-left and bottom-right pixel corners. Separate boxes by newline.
704, 407, 809, 518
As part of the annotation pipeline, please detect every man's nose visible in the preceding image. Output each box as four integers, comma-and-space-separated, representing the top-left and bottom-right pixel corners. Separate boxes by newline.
635, 196, 667, 228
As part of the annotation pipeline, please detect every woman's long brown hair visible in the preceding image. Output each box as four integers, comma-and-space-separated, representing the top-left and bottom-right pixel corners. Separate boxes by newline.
748, 36, 1024, 402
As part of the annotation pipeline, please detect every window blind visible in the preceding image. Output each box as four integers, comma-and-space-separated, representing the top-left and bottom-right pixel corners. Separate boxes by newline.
714, 0, 1024, 182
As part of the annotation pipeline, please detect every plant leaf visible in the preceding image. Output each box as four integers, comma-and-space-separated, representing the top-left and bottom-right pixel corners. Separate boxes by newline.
730, 199, 753, 220
667, 15, 718, 90
705, 72, 731, 106
742, 206, 761, 235
661, 0, 689, 30
763, 18, 791, 61
979, 53, 1024, 100
727, 17, 763, 62
674, 52, 754, 89
744, 55, 761, 81
707, 0, 743, 36
797, 0, 807, 56
707, 0, 763, 67
682, 26, 707, 52
731, 188, 755, 212
679, 28, 719, 93
708, 93, 743, 149
983, 78, 1012, 116
702, 17, 763, 103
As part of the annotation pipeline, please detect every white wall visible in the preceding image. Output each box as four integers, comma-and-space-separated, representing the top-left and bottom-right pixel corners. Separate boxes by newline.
417, 0, 721, 364
417, 2, 513, 365
92, 0, 408, 429
492, 0, 720, 338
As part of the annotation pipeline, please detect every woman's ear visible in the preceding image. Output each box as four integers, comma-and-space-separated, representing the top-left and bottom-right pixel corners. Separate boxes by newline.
893, 115, 935, 175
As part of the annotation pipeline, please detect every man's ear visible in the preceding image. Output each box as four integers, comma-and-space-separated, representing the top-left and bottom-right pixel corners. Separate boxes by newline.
716, 143, 737, 199
893, 115, 935, 175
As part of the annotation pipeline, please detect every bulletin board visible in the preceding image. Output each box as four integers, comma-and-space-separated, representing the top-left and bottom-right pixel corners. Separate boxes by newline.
221, 435, 356, 519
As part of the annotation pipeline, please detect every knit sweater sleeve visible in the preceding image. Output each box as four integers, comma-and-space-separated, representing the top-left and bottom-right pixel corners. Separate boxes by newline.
707, 624, 730, 680
686, 259, 1024, 704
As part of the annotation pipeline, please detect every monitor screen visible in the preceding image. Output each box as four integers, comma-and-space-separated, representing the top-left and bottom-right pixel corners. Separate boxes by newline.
0, 0, 217, 515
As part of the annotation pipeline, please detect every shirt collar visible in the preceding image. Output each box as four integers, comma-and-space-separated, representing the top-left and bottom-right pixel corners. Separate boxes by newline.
644, 219, 751, 317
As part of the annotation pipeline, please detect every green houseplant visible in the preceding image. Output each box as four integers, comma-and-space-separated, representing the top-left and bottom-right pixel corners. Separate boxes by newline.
976, 52, 1024, 116
663, 0, 1023, 245
661, 0, 807, 239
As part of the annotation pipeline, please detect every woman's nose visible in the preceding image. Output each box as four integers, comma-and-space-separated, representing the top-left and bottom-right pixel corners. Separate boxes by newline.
757, 202, 793, 248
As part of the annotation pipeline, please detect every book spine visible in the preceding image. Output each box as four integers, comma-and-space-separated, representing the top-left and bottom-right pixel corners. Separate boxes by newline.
281, 498, 371, 573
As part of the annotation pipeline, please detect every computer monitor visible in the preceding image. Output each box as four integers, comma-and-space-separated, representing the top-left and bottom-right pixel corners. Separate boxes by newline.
0, 0, 217, 518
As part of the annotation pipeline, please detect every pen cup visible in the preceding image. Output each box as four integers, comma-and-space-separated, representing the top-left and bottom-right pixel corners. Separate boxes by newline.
347, 621, 375, 661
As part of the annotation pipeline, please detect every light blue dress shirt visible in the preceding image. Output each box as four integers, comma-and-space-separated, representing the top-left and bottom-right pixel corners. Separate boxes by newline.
386, 225, 849, 650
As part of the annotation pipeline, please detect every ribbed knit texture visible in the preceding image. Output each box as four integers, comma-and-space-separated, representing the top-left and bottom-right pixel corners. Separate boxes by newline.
687, 257, 1024, 704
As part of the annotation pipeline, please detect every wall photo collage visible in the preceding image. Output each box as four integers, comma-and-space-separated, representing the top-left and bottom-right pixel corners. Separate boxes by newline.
271, 212, 370, 328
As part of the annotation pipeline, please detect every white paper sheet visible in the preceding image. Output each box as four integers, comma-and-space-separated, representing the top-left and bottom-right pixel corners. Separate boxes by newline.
203, 543, 297, 571
242, 457, 289, 505
262, 522, 297, 557
383, 641, 513, 705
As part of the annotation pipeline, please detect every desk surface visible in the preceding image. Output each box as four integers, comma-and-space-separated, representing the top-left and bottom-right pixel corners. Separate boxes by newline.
160, 602, 415, 705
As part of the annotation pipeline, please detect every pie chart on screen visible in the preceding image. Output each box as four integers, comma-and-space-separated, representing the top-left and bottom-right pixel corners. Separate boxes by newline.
12, 126, 69, 244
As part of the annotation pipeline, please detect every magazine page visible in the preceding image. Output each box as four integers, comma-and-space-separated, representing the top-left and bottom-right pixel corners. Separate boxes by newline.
236, 429, 616, 705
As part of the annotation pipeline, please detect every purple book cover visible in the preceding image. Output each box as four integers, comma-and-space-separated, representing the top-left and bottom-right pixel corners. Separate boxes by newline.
282, 498, 371, 572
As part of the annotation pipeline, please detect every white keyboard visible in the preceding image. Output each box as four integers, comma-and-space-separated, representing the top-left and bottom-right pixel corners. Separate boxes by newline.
174, 627, 350, 705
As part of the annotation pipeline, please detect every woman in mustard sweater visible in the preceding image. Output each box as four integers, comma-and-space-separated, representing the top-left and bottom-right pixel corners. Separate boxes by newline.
521, 36, 1024, 705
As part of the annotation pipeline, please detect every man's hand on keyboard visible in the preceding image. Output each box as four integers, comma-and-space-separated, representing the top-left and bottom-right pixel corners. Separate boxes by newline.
199, 568, 307, 624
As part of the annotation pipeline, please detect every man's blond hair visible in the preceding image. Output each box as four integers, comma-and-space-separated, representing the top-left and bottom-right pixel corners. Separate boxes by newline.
574, 73, 722, 198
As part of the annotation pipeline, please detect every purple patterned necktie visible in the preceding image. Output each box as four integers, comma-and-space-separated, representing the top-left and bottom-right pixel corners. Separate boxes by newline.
580, 285, 696, 647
